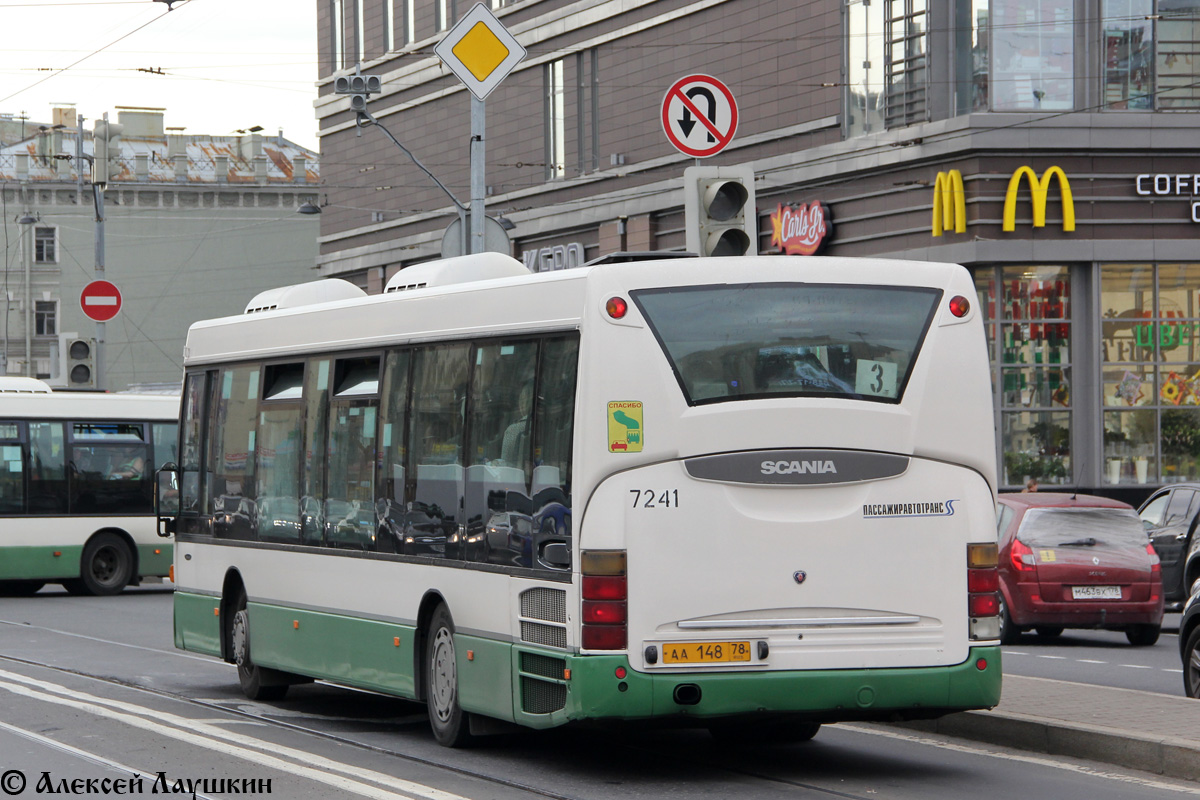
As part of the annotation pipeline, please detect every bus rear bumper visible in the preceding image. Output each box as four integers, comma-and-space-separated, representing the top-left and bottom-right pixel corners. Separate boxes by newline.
533, 646, 1001, 728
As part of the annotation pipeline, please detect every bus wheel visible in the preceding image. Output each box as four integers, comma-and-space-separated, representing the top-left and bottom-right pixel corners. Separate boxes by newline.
231, 594, 289, 702
709, 719, 820, 745
76, 533, 134, 596
426, 604, 473, 747
998, 596, 1018, 645
0, 581, 45, 597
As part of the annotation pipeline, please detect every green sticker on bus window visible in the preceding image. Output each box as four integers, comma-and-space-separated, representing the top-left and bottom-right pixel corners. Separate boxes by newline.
608, 401, 643, 453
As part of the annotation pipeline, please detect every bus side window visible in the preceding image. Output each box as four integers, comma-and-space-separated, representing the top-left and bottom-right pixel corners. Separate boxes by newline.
28, 421, 68, 515
531, 336, 578, 571
0, 422, 24, 515
209, 366, 260, 540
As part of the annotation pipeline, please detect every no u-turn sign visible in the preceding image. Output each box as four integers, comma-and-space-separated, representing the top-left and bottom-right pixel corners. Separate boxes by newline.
661, 74, 739, 158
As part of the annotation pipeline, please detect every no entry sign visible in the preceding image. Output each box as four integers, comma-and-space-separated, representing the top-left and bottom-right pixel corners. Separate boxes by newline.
80, 279, 122, 322
661, 74, 739, 158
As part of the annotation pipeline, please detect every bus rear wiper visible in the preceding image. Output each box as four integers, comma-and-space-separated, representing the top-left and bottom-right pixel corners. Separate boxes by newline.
1058, 537, 1098, 547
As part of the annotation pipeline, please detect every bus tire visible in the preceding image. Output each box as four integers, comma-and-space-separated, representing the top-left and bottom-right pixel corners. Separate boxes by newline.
76, 533, 134, 596
0, 581, 45, 597
425, 604, 473, 747
231, 593, 289, 702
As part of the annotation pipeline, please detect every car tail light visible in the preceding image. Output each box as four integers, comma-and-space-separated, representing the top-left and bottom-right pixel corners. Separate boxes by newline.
582, 550, 626, 651
1146, 542, 1161, 576
967, 543, 1000, 641
1010, 538, 1036, 572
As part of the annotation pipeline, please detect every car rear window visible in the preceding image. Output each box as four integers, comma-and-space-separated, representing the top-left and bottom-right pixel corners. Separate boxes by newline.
631, 283, 940, 406
1017, 507, 1147, 548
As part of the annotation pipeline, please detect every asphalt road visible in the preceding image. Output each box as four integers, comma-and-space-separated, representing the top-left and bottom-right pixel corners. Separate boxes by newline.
0, 587, 1196, 800
998, 614, 1187, 696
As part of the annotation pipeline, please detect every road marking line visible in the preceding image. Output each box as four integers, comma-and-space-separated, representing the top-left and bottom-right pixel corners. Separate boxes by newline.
842, 724, 1200, 794
1077, 659, 1107, 664
1118, 664, 1152, 669
1005, 650, 1030, 655
0, 720, 219, 800
1036, 655, 1067, 660
0, 669, 466, 800
1163, 668, 1184, 674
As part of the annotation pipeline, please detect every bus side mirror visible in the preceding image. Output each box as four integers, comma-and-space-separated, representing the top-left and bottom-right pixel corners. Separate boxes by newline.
155, 462, 180, 537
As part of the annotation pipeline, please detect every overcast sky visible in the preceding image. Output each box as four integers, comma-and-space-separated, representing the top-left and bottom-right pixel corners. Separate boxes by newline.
0, 0, 319, 150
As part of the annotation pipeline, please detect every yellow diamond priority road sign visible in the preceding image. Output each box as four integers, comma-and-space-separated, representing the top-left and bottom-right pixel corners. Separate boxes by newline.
434, 3, 526, 100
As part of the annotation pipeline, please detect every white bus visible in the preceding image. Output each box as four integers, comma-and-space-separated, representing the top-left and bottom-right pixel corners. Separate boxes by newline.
1, 378, 179, 596
157, 253, 1001, 746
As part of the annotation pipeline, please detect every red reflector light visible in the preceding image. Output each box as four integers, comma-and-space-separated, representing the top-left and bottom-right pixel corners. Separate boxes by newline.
615, 666, 627, 679
582, 625, 627, 650
606, 297, 628, 319
976, 658, 988, 671
969, 594, 999, 617
583, 575, 626, 600
948, 295, 971, 318
583, 600, 627, 625
968, 568, 999, 593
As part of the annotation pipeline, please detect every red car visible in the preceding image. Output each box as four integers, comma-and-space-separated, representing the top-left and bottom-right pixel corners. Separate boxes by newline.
996, 493, 1164, 646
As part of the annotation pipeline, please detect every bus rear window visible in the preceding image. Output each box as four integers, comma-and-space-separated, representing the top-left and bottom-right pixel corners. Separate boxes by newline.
631, 283, 940, 405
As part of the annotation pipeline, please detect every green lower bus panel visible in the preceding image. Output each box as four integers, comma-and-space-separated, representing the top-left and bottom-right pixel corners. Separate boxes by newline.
249, 602, 418, 699
0, 546, 82, 582
136, 543, 173, 578
455, 634, 515, 723
174, 591, 222, 656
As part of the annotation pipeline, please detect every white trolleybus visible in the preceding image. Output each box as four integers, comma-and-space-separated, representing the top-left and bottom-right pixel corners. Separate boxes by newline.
156, 253, 1001, 746
1, 378, 179, 596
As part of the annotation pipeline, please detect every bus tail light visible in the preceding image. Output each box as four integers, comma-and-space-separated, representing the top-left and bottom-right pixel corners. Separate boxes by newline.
582, 550, 626, 651
967, 543, 1000, 641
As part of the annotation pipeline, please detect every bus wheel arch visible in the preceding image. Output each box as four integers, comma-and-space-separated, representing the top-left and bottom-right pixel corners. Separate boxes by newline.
65, 528, 138, 596
219, 570, 247, 663
223, 576, 290, 701
423, 600, 473, 747
413, 591, 448, 702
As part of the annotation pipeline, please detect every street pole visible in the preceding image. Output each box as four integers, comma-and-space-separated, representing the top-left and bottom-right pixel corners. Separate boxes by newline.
470, 97, 485, 255
93, 114, 108, 391
21, 217, 32, 377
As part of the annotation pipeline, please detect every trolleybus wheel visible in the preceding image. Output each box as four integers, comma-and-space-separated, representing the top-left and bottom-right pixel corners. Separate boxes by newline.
76, 533, 133, 596
426, 604, 473, 747
231, 593, 289, 702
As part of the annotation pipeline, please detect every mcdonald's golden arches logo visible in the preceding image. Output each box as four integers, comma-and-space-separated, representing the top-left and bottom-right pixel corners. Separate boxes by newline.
1003, 166, 1075, 232
932, 170, 966, 237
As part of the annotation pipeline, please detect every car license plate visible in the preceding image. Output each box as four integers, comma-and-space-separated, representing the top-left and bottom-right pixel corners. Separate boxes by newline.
1072, 585, 1121, 600
661, 641, 752, 664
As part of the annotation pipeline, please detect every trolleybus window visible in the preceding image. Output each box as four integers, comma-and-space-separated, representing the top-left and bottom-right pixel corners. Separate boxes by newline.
632, 284, 939, 405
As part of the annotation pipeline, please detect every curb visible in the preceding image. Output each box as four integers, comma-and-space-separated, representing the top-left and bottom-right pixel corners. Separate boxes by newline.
894, 710, 1200, 783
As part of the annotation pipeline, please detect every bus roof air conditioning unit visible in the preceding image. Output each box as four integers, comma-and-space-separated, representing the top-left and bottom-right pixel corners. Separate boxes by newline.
384, 253, 530, 294
244, 279, 368, 314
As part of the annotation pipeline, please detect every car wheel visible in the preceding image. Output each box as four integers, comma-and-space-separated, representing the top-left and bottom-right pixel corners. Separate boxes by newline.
1035, 626, 1064, 638
998, 595, 1019, 645
1125, 624, 1161, 647
426, 604, 473, 747
1184, 627, 1200, 699
79, 533, 134, 596
230, 592, 289, 701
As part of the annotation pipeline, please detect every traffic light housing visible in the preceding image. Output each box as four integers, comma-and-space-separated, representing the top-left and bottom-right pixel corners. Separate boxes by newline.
334, 70, 382, 115
684, 165, 757, 257
92, 119, 124, 186
66, 338, 96, 388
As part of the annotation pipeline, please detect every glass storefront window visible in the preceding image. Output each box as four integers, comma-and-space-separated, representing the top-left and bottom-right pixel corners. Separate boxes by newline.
992, 0, 1074, 111
1102, 263, 1200, 484
1103, 0, 1155, 110
979, 265, 1073, 487
847, 0, 885, 136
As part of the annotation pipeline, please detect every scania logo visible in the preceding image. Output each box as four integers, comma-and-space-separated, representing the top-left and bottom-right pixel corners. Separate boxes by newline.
761, 459, 837, 475
793, 571, 807, 585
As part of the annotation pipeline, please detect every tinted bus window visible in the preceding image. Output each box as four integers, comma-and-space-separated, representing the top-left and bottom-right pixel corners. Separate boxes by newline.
210, 366, 260, 539
29, 421, 68, 514
0, 423, 24, 514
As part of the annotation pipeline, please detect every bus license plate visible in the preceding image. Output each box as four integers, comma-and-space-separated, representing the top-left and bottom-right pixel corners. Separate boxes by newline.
1072, 585, 1121, 600
661, 641, 752, 664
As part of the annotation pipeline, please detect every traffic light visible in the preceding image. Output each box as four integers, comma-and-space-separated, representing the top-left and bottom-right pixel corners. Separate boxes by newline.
66, 338, 96, 388
683, 165, 758, 257
92, 119, 124, 186
334, 69, 382, 115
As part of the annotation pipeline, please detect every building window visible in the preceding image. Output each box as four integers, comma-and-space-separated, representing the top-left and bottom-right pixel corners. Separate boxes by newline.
356, 0, 365, 62
576, 50, 599, 174
954, 0, 989, 113
991, 0, 1074, 111
436, 0, 453, 32
545, 60, 566, 180
1101, 264, 1200, 485
34, 227, 56, 264
1103, 1, 1200, 110
846, 0, 885, 136
332, 0, 346, 69
385, 0, 395, 52
404, 0, 415, 45
977, 266, 1073, 487
884, 0, 929, 127
35, 301, 56, 336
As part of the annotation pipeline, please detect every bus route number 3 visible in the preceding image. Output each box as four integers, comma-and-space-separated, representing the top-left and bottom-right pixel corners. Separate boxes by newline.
630, 489, 679, 509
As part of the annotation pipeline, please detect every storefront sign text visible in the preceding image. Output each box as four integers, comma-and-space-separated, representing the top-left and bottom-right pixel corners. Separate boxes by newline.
768, 202, 833, 255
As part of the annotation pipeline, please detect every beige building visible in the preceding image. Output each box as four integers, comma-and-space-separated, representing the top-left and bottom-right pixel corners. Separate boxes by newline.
0, 105, 321, 391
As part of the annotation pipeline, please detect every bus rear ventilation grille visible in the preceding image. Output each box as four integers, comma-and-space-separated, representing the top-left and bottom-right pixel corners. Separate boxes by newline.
520, 621, 567, 649
521, 651, 566, 680
521, 675, 567, 714
520, 587, 566, 623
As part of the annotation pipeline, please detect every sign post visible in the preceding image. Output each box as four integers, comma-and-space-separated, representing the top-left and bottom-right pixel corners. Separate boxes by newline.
661, 74, 739, 159
434, 3, 526, 255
